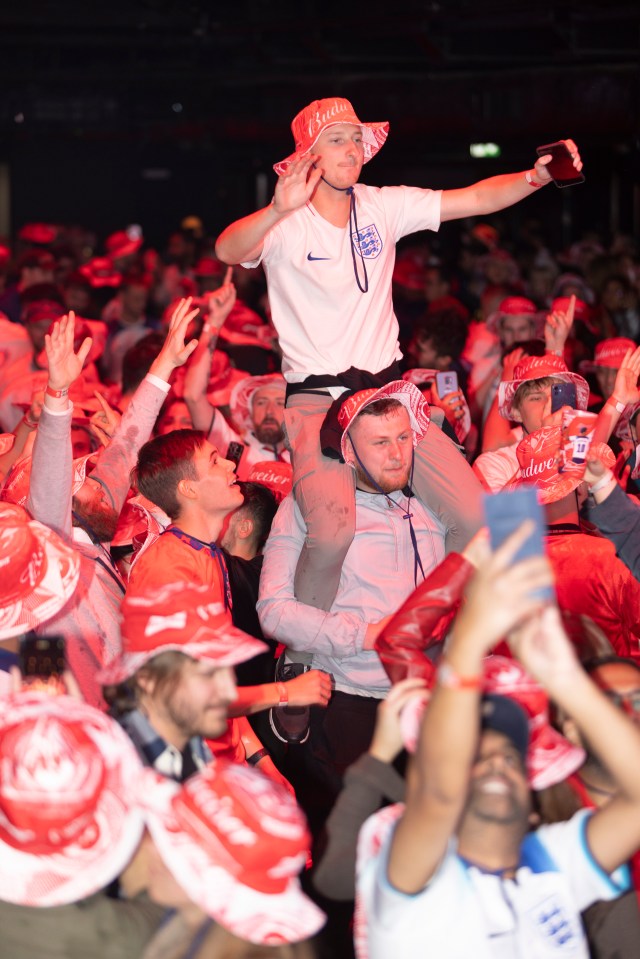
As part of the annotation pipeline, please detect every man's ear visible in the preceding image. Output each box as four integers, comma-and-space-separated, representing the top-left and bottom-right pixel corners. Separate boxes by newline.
237, 517, 254, 541
343, 434, 356, 467
510, 405, 523, 424
177, 477, 196, 501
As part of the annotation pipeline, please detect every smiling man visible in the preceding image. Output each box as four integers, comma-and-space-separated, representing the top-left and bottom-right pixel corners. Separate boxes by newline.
127, 429, 243, 610
216, 97, 583, 618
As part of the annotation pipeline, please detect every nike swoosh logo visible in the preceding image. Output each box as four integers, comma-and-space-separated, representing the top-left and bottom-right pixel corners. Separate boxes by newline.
307, 253, 331, 261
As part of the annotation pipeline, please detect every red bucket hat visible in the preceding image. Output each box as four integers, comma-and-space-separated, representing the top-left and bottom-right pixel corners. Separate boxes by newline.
550, 296, 591, 324
482, 656, 585, 790
0, 692, 144, 906
97, 581, 267, 686
338, 380, 430, 463
1, 451, 96, 509
498, 354, 589, 421
579, 337, 637, 373
274, 97, 389, 176
509, 426, 613, 505
247, 461, 293, 502
78, 256, 122, 289
0, 505, 80, 639
140, 760, 325, 944
486, 296, 545, 338
230, 373, 286, 435
105, 228, 143, 262
398, 655, 584, 790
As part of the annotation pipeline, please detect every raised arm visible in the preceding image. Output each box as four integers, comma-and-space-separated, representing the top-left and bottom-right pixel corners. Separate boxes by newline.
387, 523, 553, 894
215, 155, 322, 264
510, 604, 640, 873
440, 140, 582, 222
27, 311, 92, 535
183, 272, 236, 431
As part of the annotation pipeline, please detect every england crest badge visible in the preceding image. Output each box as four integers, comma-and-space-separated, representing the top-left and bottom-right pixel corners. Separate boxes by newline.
352, 224, 383, 259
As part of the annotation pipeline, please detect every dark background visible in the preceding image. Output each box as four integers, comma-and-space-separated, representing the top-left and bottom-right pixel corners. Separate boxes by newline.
1, 0, 639, 249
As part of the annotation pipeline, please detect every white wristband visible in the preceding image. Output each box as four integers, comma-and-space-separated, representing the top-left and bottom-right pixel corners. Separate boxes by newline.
589, 471, 614, 494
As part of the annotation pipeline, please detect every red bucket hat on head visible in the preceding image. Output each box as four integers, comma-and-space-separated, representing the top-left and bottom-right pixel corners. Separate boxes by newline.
579, 337, 637, 373
498, 354, 589, 421
1, 451, 96, 509
18, 223, 58, 246
0, 506, 80, 639
486, 296, 544, 337
550, 296, 591, 324
338, 380, 430, 463
274, 97, 389, 176
0, 692, 144, 907
97, 581, 266, 686
140, 760, 325, 944
78, 257, 122, 289
193, 256, 224, 278
230, 373, 286, 435
105, 229, 143, 262
247, 461, 293, 502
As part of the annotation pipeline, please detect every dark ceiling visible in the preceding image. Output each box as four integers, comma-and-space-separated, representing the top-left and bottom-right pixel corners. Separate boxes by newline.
2, 0, 639, 146
1, 1, 638, 240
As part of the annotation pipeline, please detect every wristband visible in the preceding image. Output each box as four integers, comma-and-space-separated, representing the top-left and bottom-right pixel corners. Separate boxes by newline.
22, 413, 38, 429
589, 470, 615, 494
525, 170, 543, 189
247, 747, 269, 766
607, 396, 626, 414
45, 385, 69, 399
437, 661, 483, 690
276, 681, 288, 705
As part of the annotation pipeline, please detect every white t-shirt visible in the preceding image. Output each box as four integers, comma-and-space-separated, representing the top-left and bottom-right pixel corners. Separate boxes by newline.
356, 805, 629, 959
473, 441, 521, 493
246, 184, 442, 380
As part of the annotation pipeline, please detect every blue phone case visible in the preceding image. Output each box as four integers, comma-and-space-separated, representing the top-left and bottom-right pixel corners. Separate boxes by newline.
483, 488, 554, 602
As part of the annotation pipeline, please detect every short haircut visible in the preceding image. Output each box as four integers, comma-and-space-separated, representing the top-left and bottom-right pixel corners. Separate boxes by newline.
132, 429, 206, 519
357, 397, 404, 419
121, 332, 165, 394
235, 481, 278, 553
413, 307, 468, 361
513, 376, 559, 411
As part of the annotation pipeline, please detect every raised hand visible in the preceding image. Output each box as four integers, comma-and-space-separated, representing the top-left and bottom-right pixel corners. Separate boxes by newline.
89, 391, 122, 447
534, 139, 582, 185
202, 267, 236, 340
149, 296, 200, 381
369, 677, 429, 763
45, 311, 93, 392
273, 154, 322, 214
545, 294, 575, 355
612, 345, 640, 407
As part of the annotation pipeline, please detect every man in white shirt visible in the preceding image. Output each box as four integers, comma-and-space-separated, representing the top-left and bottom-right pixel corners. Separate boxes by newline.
217, 97, 583, 612
258, 382, 446, 832
356, 526, 640, 959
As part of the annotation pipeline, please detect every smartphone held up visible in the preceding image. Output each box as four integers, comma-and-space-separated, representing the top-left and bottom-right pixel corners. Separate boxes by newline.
536, 141, 585, 189
483, 488, 555, 603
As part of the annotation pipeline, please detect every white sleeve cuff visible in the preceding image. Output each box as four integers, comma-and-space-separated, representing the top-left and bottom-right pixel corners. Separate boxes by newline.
145, 373, 172, 394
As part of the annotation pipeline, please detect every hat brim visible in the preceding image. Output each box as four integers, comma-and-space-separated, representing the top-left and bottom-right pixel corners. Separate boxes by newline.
273, 120, 389, 177
485, 310, 546, 338
0, 694, 145, 907
528, 721, 585, 791
97, 631, 268, 686
498, 371, 590, 421
144, 774, 325, 945
340, 380, 430, 462
0, 521, 80, 640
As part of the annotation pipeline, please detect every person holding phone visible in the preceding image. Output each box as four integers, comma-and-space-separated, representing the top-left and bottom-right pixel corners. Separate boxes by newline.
216, 98, 582, 615
473, 354, 590, 493
357, 526, 640, 959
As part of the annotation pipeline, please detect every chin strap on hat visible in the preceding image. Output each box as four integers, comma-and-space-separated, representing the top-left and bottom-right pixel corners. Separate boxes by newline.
347, 436, 424, 586
320, 175, 369, 294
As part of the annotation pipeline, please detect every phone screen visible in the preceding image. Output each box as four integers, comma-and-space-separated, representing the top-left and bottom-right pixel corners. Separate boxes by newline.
226, 442, 245, 467
483, 488, 554, 601
435, 371, 459, 397
536, 142, 585, 188
19, 634, 66, 693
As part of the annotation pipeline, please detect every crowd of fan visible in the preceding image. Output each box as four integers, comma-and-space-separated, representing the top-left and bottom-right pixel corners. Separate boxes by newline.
1, 98, 640, 959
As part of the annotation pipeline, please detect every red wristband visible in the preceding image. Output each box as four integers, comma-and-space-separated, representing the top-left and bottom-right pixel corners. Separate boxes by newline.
276, 681, 288, 705
437, 662, 483, 690
45, 385, 69, 399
